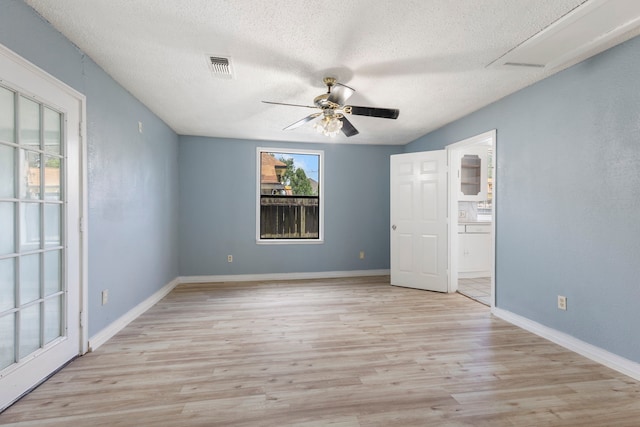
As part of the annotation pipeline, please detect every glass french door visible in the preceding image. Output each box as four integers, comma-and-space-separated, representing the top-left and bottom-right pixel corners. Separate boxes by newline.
0, 44, 83, 411
1, 84, 66, 365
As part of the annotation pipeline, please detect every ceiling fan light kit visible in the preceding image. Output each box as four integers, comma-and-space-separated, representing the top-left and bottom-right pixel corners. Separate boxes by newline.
263, 77, 399, 138
313, 114, 343, 137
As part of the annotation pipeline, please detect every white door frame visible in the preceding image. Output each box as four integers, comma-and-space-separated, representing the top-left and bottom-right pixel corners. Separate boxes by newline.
0, 42, 88, 408
446, 130, 496, 305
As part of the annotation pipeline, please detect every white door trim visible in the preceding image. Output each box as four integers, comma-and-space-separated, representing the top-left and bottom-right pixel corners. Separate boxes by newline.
446, 130, 496, 303
0, 42, 88, 407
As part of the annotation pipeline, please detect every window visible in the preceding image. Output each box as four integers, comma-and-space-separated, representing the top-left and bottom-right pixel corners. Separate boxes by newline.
256, 148, 323, 243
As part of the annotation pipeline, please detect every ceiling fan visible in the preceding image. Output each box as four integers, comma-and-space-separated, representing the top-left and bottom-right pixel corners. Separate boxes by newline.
262, 77, 399, 137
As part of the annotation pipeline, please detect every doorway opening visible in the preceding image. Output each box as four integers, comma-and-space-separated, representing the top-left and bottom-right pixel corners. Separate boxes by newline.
447, 130, 495, 307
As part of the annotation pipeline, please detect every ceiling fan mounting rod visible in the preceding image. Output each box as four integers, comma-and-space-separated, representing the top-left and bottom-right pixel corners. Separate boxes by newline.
323, 76, 337, 93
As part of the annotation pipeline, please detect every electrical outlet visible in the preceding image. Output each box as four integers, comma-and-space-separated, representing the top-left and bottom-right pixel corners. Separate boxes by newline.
227, 255, 233, 263
557, 295, 567, 310
102, 290, 109, 305
359, 251, 365, 259
459, 210, 467, 218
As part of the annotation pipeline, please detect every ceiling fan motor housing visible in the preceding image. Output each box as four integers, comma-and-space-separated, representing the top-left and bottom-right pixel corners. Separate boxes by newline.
314, 94, 341, 110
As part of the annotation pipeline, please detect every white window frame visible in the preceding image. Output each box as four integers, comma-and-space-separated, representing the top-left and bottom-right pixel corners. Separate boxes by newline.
256, 147, 324, 244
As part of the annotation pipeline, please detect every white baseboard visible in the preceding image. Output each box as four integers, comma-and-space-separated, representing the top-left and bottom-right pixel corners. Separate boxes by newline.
88, 277, 180, 351
179, 269, 390, 284
492, 307, 640, 381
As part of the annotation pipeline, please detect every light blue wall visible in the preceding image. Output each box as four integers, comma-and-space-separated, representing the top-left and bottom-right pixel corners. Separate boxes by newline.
407, 36, 640, 363
0, 1, 180, 337
179, 137, 401, 275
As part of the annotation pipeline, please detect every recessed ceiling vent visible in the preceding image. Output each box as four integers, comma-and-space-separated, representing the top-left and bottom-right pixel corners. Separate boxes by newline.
489, 0, 640, 70
207, 55, 234, 79
502, 62, 545, 69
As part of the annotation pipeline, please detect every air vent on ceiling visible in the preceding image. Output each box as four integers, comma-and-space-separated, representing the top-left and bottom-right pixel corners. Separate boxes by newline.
489, 0, 640, 70
207, 55, 234, 79
502, 62, 545, 69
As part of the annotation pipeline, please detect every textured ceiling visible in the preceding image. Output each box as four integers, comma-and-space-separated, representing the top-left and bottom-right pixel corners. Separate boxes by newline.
21, 0, 639, 145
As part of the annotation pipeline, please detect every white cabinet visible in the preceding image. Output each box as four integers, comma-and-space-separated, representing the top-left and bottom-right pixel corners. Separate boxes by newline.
459, 146, 488, 201
458, 223, 491, 278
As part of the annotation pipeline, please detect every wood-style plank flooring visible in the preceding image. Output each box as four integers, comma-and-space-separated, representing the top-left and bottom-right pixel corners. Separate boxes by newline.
2, 276, 640, 426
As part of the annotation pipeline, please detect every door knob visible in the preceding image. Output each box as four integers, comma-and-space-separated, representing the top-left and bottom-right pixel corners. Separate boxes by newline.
392, 225, 397, 230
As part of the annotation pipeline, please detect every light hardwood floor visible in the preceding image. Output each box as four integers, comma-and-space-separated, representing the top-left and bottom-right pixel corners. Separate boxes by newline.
2, 276, 640, 426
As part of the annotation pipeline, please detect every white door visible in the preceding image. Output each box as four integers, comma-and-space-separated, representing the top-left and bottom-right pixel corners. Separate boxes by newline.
390, 150, 448, 292
0, 45, 84, 411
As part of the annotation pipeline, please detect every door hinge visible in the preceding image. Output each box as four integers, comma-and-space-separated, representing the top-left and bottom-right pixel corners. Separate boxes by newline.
79, 217, 84, 233
79, 311, 83, 328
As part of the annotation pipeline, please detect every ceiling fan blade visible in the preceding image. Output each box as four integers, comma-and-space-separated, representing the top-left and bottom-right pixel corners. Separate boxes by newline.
340, 116, 359, 137
348, 105, 399, 119
262, 100, 318, 109
283, 113, 322, 130
327, 83, 355, 106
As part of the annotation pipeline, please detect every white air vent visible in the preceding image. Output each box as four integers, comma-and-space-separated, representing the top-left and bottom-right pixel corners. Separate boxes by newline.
489, 0, 640, 70
207, 55, 234, 79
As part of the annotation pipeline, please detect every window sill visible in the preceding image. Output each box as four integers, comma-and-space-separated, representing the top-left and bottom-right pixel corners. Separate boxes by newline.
256, 239, 324, 245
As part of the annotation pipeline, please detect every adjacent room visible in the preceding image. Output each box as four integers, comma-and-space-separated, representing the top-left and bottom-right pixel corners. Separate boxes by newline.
1, 0, 640, 424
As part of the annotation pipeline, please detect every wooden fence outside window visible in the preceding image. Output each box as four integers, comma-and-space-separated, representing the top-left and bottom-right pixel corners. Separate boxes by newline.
260, 195, 319, 239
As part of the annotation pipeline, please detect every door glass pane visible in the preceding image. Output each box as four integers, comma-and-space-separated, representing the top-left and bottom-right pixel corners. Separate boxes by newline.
20, 150, 41, 200
20, 253, 40, 304
43, 107, 61, 155
44, 204, 61, 248
19, 303, 41, 358
19, 96, 40, 149
0, 258, 15, 312
44, 250, 60, 296
1, 85, 69, 381
0, 314, 15, 369
1, 84, 70, 384
44, 155, 61, 201
44, 296, 62, 344
0, 144, 15, 198
20, 202, 41, 251
0, 202, 15, 255
0, 86, 15, 143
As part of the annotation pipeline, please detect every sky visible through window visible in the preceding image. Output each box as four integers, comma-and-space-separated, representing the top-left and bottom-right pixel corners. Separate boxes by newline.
279, 153, 319, 182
